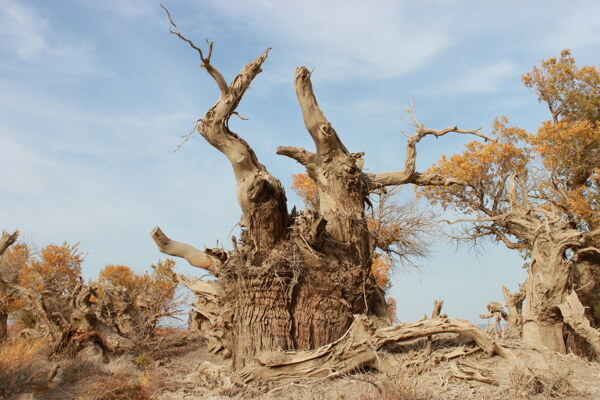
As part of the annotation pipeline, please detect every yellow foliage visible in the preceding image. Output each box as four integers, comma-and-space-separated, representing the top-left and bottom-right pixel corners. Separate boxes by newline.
522, 49, 600, 123
419, 118, 529, 212
421, 50, 600, 241
0, 243, 30, 314
532, 120, 600, 185
371, 253, 392, 289
19, 242, 83, 295
99, 265, 145, 295
291, 173, 319, 209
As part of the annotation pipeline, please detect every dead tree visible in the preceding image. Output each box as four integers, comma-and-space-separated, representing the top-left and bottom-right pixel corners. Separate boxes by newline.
152, 8, 495, 367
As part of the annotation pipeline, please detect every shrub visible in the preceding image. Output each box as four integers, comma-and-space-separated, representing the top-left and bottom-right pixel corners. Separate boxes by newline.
60, 358, 102, 385
0, 338, 46, 398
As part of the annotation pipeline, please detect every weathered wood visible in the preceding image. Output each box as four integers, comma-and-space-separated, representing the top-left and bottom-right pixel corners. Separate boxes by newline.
0, 230, 18, 256
502, 285, 524, 336
558, 291, 600, 358
425, 299, 444, 354
154, 7, 499, 368
243, 315, 511, 383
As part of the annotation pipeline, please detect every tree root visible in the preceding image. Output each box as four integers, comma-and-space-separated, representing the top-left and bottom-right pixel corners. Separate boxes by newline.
242, 315, 512, 383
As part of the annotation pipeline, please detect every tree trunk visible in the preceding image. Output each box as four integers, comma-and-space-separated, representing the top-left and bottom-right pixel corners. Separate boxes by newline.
153, 15, 490, 368
573, 251, 600, 327
522, 240, 570, 353
0, 312, 7, 341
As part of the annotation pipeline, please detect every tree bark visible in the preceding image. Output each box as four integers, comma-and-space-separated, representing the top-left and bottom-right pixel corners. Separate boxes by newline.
502, 285, 524, 337
522, 239, 570, 353
0, 312, 7, 341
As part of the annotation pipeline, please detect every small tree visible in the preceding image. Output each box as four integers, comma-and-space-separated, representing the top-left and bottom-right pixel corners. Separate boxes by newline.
19, 242, 84, 295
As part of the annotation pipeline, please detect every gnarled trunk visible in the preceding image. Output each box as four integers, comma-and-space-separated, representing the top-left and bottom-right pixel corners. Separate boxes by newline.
522, 239, 570, 353
153, 10, 488, 368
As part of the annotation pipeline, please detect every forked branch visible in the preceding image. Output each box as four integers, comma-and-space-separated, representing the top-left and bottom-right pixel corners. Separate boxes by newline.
161, 4, 229, 96
368, 109, 494, 189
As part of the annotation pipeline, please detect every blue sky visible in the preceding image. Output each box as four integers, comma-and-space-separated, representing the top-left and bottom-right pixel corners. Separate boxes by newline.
1, 0, 598, 322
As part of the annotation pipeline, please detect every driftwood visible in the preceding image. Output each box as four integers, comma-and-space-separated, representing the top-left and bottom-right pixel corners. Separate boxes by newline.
242, 315, 511, 383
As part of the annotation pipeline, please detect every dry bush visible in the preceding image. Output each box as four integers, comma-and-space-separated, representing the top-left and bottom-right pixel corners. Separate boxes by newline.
80, 368, 172, 400
80, 375, 151, 400
0, 337, 47, 398
60, 358, 103, 385
355, 370, 434, 400
508, 364, 577, 399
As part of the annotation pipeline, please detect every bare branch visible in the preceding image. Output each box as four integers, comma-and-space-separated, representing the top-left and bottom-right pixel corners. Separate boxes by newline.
276, 146, 316, 166
294, 67, 348, 156
368, 113, 494, 189
161, 4, 229, 96
150, 227, 220, 274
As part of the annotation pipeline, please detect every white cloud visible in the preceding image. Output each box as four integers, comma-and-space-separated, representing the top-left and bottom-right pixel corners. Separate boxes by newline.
0, 0, 97, 77
439, 60, 519, 94
544, 6, 600, 51
205, 0, 455, 81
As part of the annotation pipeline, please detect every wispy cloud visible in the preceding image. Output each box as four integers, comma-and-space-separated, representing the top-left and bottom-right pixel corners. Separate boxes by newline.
0, 0, 97, 78
544, 6, 600, 52
204, 0, 455, 81
435, 60, 519, 95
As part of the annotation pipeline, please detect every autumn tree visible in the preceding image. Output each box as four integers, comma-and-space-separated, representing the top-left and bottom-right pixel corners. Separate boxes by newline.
151, 7, 495, 368
99, 264, 144, 295
98, 259, 179, 336
19, 242, 84, 295
420, 50, 600, 356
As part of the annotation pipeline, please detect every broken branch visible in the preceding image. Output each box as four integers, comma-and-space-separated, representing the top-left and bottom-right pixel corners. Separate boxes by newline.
150, 227, 219, 274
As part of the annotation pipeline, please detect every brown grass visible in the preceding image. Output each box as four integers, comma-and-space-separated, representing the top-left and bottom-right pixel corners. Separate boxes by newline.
0, 337, 48, 398
60, 358, 104, 385
507, 364, 578, 399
